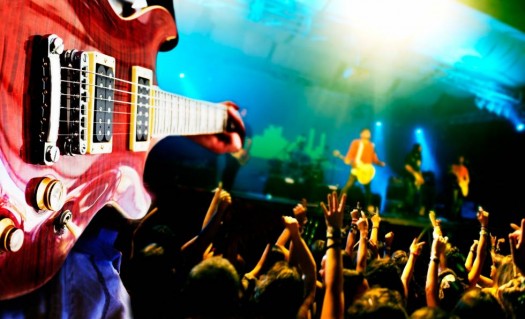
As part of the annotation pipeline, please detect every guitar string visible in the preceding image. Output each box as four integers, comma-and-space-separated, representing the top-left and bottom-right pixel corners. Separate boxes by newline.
59, 66, 226, 110
51, 67, 228, 137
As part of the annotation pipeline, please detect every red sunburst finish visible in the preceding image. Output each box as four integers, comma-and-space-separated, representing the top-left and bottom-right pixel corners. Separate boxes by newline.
0, 0, 178, 299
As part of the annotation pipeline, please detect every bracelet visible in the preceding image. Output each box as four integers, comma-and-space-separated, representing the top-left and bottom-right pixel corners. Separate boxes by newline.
430, 256, 439, 263
410, 251, 419, 257
326, 242, 342, 250
480, 229, 489, 237
372, 226, 379, 229
326, 227, 342, 239
470, 249, 475, 253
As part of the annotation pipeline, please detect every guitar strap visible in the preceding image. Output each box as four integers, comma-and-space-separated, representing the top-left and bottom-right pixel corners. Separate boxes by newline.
355, 140, 364, 166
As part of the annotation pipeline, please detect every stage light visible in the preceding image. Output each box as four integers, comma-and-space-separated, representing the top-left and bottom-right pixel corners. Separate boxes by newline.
284, 177, 295, 184
375, 121, 382, 127
179, 73, 185, 79
516, 123, 525, 132
348, 0, 455, 42
343, 67, 354, 78
415, 128, 422, 134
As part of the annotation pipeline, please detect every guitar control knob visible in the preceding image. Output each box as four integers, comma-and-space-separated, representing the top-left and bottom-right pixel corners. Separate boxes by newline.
35, 177, 66, 211
55, 210, 80, 238
0, 218, 24, 252
45, 145, 60, 163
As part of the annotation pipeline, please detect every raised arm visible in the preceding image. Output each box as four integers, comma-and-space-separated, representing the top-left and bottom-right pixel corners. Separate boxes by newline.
345, 208, 359, 258
464, 240, 478, 272
283, 216, 317, 319
180, 186, 231, 264
355, 212, 369, 273
401, 237, 425, 298
383, 231, 395, 260
425, 235, 448, 308
320, 191, 346, 319
467, 208, 490, 288
275, 201, 308, 248
369, 207, 381, 247
509, 218, 525, 276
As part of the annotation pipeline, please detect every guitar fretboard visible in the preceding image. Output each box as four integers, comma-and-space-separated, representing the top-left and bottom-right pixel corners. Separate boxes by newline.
152, 89, 227, 137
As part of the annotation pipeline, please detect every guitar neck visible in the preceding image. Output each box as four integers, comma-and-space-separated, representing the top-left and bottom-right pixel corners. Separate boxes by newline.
151, 88, 227, 138
127, 75, 228, 152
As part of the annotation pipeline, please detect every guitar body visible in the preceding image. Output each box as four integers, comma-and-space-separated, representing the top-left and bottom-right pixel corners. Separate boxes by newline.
414, 171, 425, 190
333, 149, 376, 185
459, 180, 469, 197
351, 164, 376, 185
0, 0, 178, 300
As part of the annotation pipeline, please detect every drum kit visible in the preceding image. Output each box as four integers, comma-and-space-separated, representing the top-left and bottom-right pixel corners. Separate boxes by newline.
267, 147, 325, 185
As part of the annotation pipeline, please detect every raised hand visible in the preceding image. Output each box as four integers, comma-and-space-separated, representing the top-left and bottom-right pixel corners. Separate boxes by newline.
356, 211, 369, 233
320, 191, 347, 230
509, 218, 525, 275
432, 235, 448, 259
409, 237, 426, 257
384, 231, 395, 249
477, 207, 489, 228
283, 215, 301, 237
293, 201, 308, 228
370, 208, 381, 228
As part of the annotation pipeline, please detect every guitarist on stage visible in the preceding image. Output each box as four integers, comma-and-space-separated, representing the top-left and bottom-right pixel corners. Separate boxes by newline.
339, 127, 386, 208
447, 154, 470, 220
403, 143, 426, 216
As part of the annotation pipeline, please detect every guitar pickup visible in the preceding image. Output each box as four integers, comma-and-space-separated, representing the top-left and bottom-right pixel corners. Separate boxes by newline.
129, 66, 153, 152
60, 48, 115, 155
29, 34, 115, 164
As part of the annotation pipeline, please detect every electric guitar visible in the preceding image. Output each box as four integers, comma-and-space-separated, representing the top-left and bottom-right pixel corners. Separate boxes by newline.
333, 149, 376, 185
413, 171, 425, 190
453, 169, 469, 197
0, 0, 241, 300
458, 179, 469, 197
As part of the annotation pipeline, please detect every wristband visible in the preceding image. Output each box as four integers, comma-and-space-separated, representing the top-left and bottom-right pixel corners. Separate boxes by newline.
430, 256, 439, 263
326, 242, 342, 250
326, 227, 342, 239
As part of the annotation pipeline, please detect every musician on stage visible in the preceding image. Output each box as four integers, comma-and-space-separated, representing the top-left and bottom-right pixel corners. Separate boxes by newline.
446, 154, 470, 220
403, 143, 425, 216
338, 127, 385, 208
